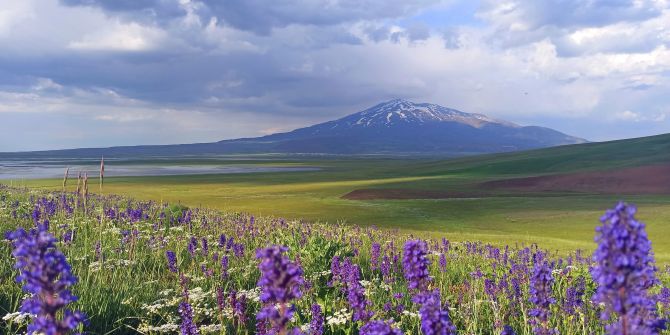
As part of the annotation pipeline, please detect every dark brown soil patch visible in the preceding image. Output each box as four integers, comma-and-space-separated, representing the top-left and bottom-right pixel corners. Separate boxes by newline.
343, 163, 670, 200
482, 163, 670, 195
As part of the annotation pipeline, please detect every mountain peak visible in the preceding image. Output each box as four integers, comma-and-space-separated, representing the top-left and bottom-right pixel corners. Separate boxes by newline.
347, 99, 514, 129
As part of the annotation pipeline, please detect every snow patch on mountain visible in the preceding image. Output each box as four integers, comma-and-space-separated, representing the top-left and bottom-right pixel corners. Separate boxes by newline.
332, 99, 517, 129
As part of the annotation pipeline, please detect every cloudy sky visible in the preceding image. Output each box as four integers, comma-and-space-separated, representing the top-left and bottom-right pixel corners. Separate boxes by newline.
1, 0, 669, 151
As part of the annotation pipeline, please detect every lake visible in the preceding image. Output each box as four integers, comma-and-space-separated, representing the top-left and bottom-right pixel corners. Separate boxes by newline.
0, 160, 318, 180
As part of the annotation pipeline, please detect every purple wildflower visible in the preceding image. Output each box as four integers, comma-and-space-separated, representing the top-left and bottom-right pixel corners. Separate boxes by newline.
178, 301, 198, 335
256, 245, 305, 333
187, 237, 198, 257
402, 240, 432, 292
256, 245, 304, 303
201, 237, 208, 256
591, 202, 666, 334
220, 255, 229, 279
229, 290, 247, 324
309, 304, 324, 335
216, 287, 225, 313
371, 243, 381, 270
484, 278, 497, 301
438, 253, 447, 273
166, 250, 178, 273
5, 222, 87, 335
528, 257, 556, 335
501, 325, 516, 335
120, 230, 131, 247
381, 255, 392, 282
562, 277, 585, 316
329, 255, 341, 287
344, 260, 373, 322
659, 287, 670, 307
359, 320, 403, 335
233, 243, 245, 257
416, 290, 456, 335
61, 229, 73, 245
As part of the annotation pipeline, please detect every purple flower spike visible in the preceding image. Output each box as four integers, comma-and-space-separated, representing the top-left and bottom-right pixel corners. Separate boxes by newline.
310, 304, 324, 335
5, 222, 87, 335
166, 250, 178, 273
360, 320, 404, 335
255, 245, 305, 334
417, 290, 456, 335
528, 255, 556, 335
179, 301, 199, 335
591, 202, 666, 334
403, 240, 432, 292
220, 255, 229, 279
371, 243, 381, 270
438, 253, 447, 273
256, 245, 305, 303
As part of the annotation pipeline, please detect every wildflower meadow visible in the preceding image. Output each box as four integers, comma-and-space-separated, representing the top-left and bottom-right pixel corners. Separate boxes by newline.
1, 184, 669, 334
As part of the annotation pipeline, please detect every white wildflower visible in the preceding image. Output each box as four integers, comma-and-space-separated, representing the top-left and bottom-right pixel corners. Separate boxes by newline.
401, 310, 420, 319
199, 324, 223, 334
2, 311, 33, 324
138, 323, 180, 333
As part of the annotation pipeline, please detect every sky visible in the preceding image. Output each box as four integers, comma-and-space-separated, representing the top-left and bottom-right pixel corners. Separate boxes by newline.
1, 0, 669, 151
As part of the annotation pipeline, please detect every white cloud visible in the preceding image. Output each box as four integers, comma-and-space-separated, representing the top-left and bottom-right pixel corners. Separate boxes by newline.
614, 110, 644, 121
68, 22, 166, 51
0, 1, 34, 36
613, 110, 667, 122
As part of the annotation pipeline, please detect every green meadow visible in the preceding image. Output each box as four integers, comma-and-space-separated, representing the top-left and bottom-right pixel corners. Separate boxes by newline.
5, 133, 670, 261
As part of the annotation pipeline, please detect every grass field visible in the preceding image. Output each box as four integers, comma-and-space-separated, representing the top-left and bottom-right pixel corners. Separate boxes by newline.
5, 184, 660, 334
4, 133, 670, 260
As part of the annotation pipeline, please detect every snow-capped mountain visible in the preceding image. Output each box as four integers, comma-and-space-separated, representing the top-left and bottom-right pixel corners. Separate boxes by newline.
234, 99, 586, 154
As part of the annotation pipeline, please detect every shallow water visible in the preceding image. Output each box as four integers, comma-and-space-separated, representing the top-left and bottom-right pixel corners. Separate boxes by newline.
0, 161, 318, 180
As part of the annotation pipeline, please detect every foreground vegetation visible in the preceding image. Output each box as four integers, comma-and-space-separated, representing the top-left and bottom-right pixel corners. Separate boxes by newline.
1, 185, 669, 334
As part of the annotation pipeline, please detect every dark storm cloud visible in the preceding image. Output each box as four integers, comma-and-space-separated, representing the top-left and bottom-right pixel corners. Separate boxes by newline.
60, 0, 187, 24
61, 0, 444, 34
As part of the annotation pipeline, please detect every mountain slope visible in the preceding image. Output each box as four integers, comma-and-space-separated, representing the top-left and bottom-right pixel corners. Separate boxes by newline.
219, 99, 585, 155
410, 132, 670, 177
0, 99, 586, 157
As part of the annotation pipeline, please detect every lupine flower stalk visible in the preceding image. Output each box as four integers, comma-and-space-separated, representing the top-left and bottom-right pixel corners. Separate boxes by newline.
402, 240, 431, 292
166, 250, 178, 273
179, 301, 199, 335
309, 303, 324, 335
256, 245, 305, 334
528, 256, 556, 335
371, 242, 381, 270
591, 202, 666, 334
416, 290, 456, 335
5, 222, 87, 335
359, 320, 404, 335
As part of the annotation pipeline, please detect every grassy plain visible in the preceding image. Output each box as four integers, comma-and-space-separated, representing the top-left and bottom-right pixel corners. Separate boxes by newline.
5, 133, 670, 260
